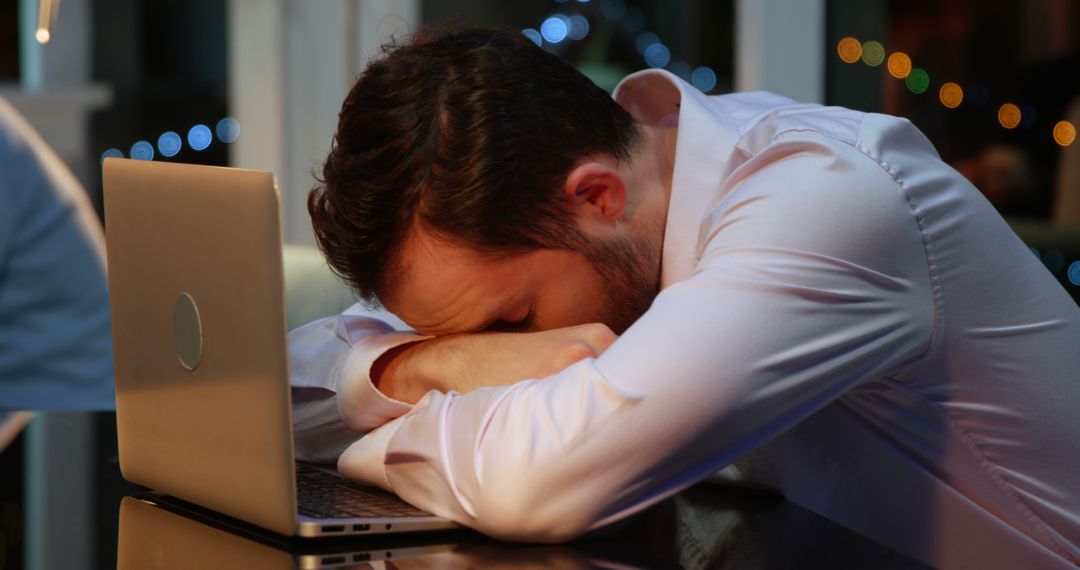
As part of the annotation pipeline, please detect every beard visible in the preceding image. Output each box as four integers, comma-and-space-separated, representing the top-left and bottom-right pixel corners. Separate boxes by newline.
579, 232, 661, 335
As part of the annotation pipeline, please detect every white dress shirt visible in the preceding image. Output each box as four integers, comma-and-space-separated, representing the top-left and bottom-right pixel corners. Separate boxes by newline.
289, 70, 1080, 569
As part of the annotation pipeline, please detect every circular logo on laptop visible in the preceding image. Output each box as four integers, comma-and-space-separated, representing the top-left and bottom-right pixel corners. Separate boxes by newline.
173, 292, 203, 371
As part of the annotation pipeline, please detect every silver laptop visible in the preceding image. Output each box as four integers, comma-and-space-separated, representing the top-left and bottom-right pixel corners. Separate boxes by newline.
103, 158, 456, 537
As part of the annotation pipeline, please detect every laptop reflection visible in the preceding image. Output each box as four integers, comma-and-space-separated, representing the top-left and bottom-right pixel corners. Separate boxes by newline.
117, 494, 649, 569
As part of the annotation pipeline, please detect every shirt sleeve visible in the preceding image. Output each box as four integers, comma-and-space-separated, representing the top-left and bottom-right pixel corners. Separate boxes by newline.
337, 131, 935, 541
288, 302, 429, 462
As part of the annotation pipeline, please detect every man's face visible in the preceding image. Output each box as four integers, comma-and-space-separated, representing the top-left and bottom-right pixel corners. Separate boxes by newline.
383, 228, 660, 337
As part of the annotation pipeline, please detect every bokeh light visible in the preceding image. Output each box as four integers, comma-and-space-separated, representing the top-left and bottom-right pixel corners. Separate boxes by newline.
130, 140, 154, 161
887, 52, 912, 79
567, 15, 590, 40
644, 43, 671, 68
691, 66, 717, 92
216, 117, 240, 143
905, 68, 929, 94
635, 31, 659, 54
1043, 249, 1065, 274
600, 0, 626, 20
157, 131, 182, 157
837, 37, 861, 64
668, 61, 692, 81
939, 82, 963, 108
997, 103, 1022, 130
100, 148, 123, 164
621, 7, 645, 32
861, 41, 884, 67
187, 124, 213, 151
522, 28, 542, 47
1018, 104, 1037, 129
1053, 120, 1076, 147
1068, 260, 1080, 286
540, 16, 569, 43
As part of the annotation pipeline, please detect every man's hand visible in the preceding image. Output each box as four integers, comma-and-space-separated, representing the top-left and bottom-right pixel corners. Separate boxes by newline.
371, 323, 618, 404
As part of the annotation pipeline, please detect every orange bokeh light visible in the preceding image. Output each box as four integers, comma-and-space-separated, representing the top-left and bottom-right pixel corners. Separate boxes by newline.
837, 37, 862, 64
938, 82, 964, 109
887, 52, 912, 79
1054, 121, 1076, 147
998, 103, 1022, 129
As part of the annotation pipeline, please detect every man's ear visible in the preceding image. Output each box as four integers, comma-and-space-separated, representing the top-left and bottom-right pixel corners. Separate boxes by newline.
563, 160, 627, 227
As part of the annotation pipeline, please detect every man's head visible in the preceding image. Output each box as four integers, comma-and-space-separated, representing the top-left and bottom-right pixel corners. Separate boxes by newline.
309, 27, 671, 335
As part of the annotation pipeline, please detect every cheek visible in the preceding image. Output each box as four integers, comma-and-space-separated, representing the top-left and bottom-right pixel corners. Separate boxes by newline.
534, 264, 608, 329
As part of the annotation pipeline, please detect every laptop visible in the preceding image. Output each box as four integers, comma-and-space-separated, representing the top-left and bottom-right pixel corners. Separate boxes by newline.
118, 494, 466, 569
103, 158, 456, 537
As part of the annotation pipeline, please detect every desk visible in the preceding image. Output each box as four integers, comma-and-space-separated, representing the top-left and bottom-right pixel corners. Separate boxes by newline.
0, 412, 929, 569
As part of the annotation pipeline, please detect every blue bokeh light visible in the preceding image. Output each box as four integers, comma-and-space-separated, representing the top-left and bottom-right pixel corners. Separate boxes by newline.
188, 124, 213, 151
130, 140, 154, 161
567, 15, 590, 40
157, 131, 182, 157
522, 28, 542, 47
541, 16, 569, 44
600, 0, 626, 20
634, 31, 659, 55
621, 7, 645, 32
1043, 249, 1065, 274
1018, 104, 1037, 129
1068, 260, 1080, 286
692, 66, 718, 92
644, 43, 671, 68
668, 61, 692, 81
1029, 246, 1040, 259
100, 148, 124, 164
216, 117, 241, 143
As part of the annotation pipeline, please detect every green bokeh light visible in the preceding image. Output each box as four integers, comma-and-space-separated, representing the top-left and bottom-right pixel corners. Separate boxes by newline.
906, 68, 930, 94
861, 41, 885, 66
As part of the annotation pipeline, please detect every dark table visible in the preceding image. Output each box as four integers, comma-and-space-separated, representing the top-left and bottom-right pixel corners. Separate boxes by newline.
0, 412, 929, 569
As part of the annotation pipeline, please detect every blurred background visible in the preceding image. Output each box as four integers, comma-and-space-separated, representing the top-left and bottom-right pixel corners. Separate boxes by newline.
1, 1, 1079, 567
3, 0, 1079, 298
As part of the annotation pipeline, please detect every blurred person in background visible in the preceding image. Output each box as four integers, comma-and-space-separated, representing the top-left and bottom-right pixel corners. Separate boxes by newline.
0, 97, 114, 413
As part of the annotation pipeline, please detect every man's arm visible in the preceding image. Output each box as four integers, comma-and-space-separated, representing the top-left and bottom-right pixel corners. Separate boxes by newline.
334, 131, 936, 541
288, 304, 426, 462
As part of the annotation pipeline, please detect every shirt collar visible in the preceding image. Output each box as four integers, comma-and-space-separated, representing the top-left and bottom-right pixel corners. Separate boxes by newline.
613, 69, 741, 288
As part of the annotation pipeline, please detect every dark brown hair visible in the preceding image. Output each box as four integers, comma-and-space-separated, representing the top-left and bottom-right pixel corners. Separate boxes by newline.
308, 26, 639, 304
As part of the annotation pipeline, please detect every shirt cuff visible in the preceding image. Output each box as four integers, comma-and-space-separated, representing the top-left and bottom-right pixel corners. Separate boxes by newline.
336, 331, 428, 430
338, 412, 410, 491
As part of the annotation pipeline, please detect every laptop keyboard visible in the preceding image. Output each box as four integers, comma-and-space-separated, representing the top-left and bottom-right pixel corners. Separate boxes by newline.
295, 463, 431, 519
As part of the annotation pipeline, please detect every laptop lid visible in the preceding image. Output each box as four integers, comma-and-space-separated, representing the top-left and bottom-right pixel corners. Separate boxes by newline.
104, 158, 298, 535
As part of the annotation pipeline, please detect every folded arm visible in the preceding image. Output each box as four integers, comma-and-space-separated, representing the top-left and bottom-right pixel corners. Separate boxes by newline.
334, 134, 936, 541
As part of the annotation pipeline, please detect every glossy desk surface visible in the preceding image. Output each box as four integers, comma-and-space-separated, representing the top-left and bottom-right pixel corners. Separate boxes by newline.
0, 413, 930, 569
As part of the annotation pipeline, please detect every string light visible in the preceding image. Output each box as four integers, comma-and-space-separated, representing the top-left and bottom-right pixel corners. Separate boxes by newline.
905, 68, 929, 94
1053, 121, 1076, 147
837, 37, 862, 64
998, 103, 1022, 130
887, 52, 912, 79
861, 41, 885, 67
939, 82, 963, 108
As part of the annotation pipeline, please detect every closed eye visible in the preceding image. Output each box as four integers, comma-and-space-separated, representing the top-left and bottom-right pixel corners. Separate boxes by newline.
484, 309, 536, 333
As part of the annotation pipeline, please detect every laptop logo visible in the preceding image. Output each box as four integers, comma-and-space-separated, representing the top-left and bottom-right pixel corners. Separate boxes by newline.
173, 292, 203, 371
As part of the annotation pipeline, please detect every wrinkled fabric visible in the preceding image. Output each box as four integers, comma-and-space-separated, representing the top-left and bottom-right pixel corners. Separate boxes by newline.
291, 71, 1080, 568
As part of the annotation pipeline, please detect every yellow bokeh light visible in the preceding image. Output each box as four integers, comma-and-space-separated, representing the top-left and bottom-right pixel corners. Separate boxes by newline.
887, 52, 912, 79
1054, 121, 1076, 147
938, 82, 964, 109
837, 37, 862, 64
861, 41, 885, 66
998, 103, 1022, 129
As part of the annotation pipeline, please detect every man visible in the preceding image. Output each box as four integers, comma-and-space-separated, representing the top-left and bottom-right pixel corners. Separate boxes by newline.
289, 28, 1080, 568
